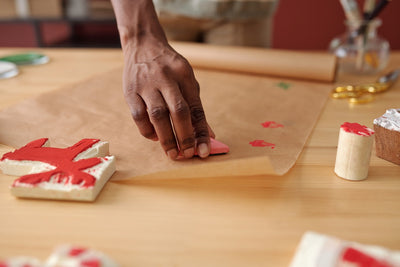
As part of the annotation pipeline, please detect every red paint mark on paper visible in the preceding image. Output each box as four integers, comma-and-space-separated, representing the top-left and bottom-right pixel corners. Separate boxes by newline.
341, 247, 393, 267
69, 247, 87, 257
261, 121, 284, 128
81, 259, 101, 267
341, 122, 374, 136
249, 140, 275, 149
1, 138, 101, 188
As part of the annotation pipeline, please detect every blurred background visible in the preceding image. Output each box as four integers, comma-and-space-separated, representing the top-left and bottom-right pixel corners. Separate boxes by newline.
0, 0, 399, 50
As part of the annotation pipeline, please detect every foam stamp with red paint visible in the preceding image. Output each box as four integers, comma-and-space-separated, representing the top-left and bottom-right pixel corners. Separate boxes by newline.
290, 231, 399, 267
0, 138, 116, 201
46, 245, 118, 267
0, 245, 119, 267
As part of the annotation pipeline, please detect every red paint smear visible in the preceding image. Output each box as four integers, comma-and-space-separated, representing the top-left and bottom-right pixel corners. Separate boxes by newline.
0, 263, 7, 267
69, 247, 87, 257
341, 122, 374, 137
261, 121, 284, 128
249, 140, 275, 149
1, 138, 101, 188
342, 247, 393, 267
81, 259, 101, 267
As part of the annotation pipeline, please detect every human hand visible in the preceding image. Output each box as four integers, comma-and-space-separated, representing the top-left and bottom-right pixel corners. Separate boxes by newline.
122, 39, 214, 160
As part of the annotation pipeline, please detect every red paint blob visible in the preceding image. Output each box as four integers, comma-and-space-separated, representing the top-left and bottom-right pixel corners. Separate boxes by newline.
342, 247, 393, 267
81, 259, 101, 267
249, 140, 275, 149
341, 122, 374, 136
69, 247, 87, 257
1, 138, 102, 188
261, 121, 284, 128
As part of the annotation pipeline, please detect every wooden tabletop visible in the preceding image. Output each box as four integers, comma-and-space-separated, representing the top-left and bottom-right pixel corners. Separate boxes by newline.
0, 47, 399, 266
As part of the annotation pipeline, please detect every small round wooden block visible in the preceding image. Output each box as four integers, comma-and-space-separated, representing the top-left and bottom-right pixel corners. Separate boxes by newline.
334, 122, 375, 181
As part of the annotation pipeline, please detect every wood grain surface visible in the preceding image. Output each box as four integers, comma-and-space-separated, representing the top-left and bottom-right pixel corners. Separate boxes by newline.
0, 46, 399, 266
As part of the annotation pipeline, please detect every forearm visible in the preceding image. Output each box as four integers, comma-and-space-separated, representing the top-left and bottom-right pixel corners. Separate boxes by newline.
110, 0, 168, 50
111, 0, 212, 159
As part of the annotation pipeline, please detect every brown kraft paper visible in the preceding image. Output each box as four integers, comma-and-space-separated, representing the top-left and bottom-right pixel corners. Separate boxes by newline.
0, 64, 332, 180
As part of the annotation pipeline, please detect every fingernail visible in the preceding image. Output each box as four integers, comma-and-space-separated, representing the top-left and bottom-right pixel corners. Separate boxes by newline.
183, 147, 195, 158
198, 143, 210, 158
167, 149, 178, 160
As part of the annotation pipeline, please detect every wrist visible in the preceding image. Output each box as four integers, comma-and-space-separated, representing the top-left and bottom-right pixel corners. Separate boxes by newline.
111, 0, 168, 50
118, 25, 168, 51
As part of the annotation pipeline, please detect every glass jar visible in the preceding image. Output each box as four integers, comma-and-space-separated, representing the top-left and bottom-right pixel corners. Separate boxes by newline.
329, 19, 390, 75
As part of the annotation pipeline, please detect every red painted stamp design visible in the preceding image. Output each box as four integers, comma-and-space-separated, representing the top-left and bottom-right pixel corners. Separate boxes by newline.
1, 138, 102, 188
340, 247, 393, 267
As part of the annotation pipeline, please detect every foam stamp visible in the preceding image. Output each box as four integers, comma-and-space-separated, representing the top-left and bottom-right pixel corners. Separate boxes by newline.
0, 257, 42, 267
0, 138, 116, 201
373, 109, 400, 165
0, 245, 119, 267
290, 231, 400, 267
334, 122, 374, 181
45, 245, 118, 267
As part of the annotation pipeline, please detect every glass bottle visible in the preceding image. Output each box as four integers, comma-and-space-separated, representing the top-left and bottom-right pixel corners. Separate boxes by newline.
329, 19, 390, 75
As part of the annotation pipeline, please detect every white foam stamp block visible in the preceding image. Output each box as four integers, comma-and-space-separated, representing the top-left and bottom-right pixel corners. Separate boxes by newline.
0, 257, 42, 267
0, 245, 119, 267
290, 231, 400, 267
334, 122, 374, 181
0, 138, 116, 201
45, 245, 119, 267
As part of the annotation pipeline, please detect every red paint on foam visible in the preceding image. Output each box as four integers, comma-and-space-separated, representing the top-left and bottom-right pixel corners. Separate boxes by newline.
261, 121, 284, 128
341, 122, 374, 137
249, 140, 275, 149
69, 247, 87, 257
1, 138, 101, 188
342, 247, 393, 267
81, 259, 101, 267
